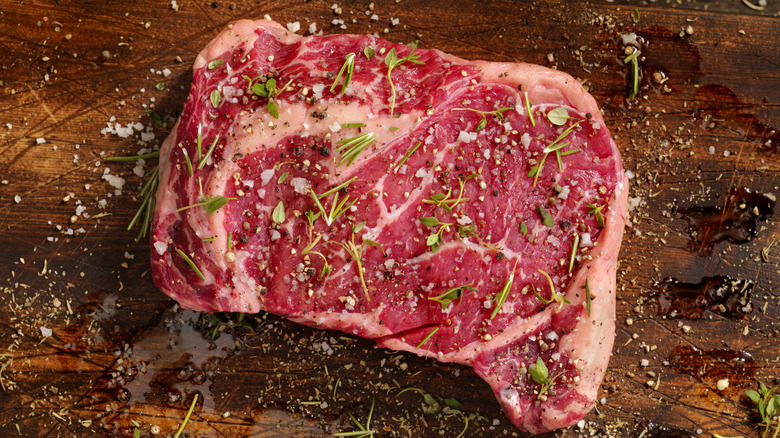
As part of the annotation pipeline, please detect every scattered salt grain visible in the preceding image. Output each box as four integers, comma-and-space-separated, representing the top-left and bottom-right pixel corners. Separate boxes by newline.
286, 21, 301, 33
308, 22, 318, 34
14, 195, 21, 203
36, 137, 46, 144
162, 68, 171, 77
40, 326, 52, 337
708, 146, 715, 154
154, 241, 168, 255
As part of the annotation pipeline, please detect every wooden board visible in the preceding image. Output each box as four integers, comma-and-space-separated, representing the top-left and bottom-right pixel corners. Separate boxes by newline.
1, 1, 778, 436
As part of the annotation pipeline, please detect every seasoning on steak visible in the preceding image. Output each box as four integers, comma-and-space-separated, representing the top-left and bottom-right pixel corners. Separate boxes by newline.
151, 20, 628, 434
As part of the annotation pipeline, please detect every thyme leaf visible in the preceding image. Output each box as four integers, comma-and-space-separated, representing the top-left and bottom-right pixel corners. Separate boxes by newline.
428, 283, 476, 310
586, 202, 606, 228
208, 59, 224, 69
490, 258, 518, 319
272, 201, 286, 224
176, 195, 235, 214
546, 107, 570, 126
210, 89, 221, 108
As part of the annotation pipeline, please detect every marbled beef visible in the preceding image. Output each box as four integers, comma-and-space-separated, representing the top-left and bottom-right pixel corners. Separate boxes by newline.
151, 20, 628, 433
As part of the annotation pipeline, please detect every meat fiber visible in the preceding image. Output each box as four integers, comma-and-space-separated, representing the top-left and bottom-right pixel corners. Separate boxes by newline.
151, 19, 628, 434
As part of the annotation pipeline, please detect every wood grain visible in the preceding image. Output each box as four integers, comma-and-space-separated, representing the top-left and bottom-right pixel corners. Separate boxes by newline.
1, 1, 778, 436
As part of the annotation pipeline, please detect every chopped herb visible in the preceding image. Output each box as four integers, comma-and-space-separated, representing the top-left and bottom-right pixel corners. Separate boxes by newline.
176, 194, 235, 214
175, 248, 205, 281
632, 8, 640, 23
227, 232, 233, 251
416, 327, 439, 349
542, 123, 581, 154
363, 46, 375, 59
524, 91, 535, 127
330, 53, 356, 95
146, 109, 163, 126
333, 397, 376, 438
624, 50, 641, 100
210, 89, 221, 108
155, 81, 167, 91
318, 176, 358, 199
333, 231, 375, 301
134, 428, 140, 438
568, 234, 580, 273
196, 124, 203, 163
385, 47, 424, 116
546, 107, 570, 126
202, 237, 216, 243
336, 132, 376, 166
278, 172, 290, 184
394, 141, 421, 172
623, 49, 641, 65
208, 58, 224, 69
520, 221, 528, 236
536, 205, 554, 227
272, 201, 286, 224
428, 283, 476, 310
251, 77, 293, 118
173, 394, 199, 438
197, 135, 219, 169
529, 121, 581, 186
341, 122, 365, 128
585, 278, 591, 317
491, 258, 518, 319
533, 268, 571, 312
586, 202, 606, 228
560, 148, 581, 156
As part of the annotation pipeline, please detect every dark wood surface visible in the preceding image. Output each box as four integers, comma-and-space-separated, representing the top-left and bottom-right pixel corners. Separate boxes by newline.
1, 1, 778, 436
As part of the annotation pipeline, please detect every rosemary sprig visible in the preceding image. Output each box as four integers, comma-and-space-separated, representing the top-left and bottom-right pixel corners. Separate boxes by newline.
301, 234, 332, 278
585, 278, 591, 317
394, 141, 421, 172
624, 50, 641, 100
309, 177, 358, 227
524, 91, 535, 127
176, 195, 235, 214
416, 327, 439, 349
490, 258, 518, 320
452, 106, 514, 131
175, 248, 205, 281
197, 135, 219, 169
385, 47, 424, 117
127, 165, 159, 242
182, 147, 193, 177
330, 53, 356, 95
428, 283, 476, 310
532, 268, 571, 312
528, 121, 581, 186
568, 234, 580, 274
586, 202, 606, 228
173, 394, 199, 438
105, 151, 160, 162
333, 397, 376, 438
336, 132, 376, 167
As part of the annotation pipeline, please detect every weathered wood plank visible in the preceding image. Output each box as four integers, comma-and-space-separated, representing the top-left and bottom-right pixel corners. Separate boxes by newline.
0, 1, 778, 436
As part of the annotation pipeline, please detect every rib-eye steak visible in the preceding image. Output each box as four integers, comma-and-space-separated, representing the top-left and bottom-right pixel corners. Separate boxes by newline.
151, 19, 628, 434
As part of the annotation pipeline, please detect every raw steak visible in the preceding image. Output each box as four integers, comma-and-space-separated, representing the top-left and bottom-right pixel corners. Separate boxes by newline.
151, 19, 628, 434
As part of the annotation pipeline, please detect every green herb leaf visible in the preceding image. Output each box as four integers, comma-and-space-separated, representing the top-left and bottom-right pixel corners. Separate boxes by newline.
426, 233, 440, 247
155, 81, 167, 91
278, 172, 290, 184
176, 195, 235, 214
146, 109, 163, 126
416, 327, 439, 349
475, 117, 487, 131
443, 397, 461, 409
364, 46, 375, 59
420, 216, 442, 227
341, 122, 365, 128
524, 91, 535, 127
173, 394, 199, 438
547, 107, 570, 126
265, 78, 277, 95
586, 202, 606, 228
335, 132, 376, 166
175, 248, 205, 281
363, 239, 386, 256
585, 278, 592, 317
252, 82, 269, 97
394, 141, 421, 172
385, 47, 424, 116
568, 234, 580, 273
208, 58, 224, 69
632, 8, 640, 23
134, 428, 141, 438
529, 357, 549, 385
745, 389, 761, 403
536, 205, 554, 227
491, 259, 518, 319
210, 89, 221, 108
272, 201, 286, 224
428, 284, 476, 310
198, 135, 220, 169
267, 100, 279, 119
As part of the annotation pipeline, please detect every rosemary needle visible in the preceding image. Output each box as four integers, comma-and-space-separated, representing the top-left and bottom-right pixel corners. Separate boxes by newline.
173, 394, 199, 438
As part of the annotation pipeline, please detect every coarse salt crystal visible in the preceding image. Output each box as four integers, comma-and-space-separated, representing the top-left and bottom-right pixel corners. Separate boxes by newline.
286, 21, 301, 33
36, 137, 46, 144
40, 326, 52, 337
